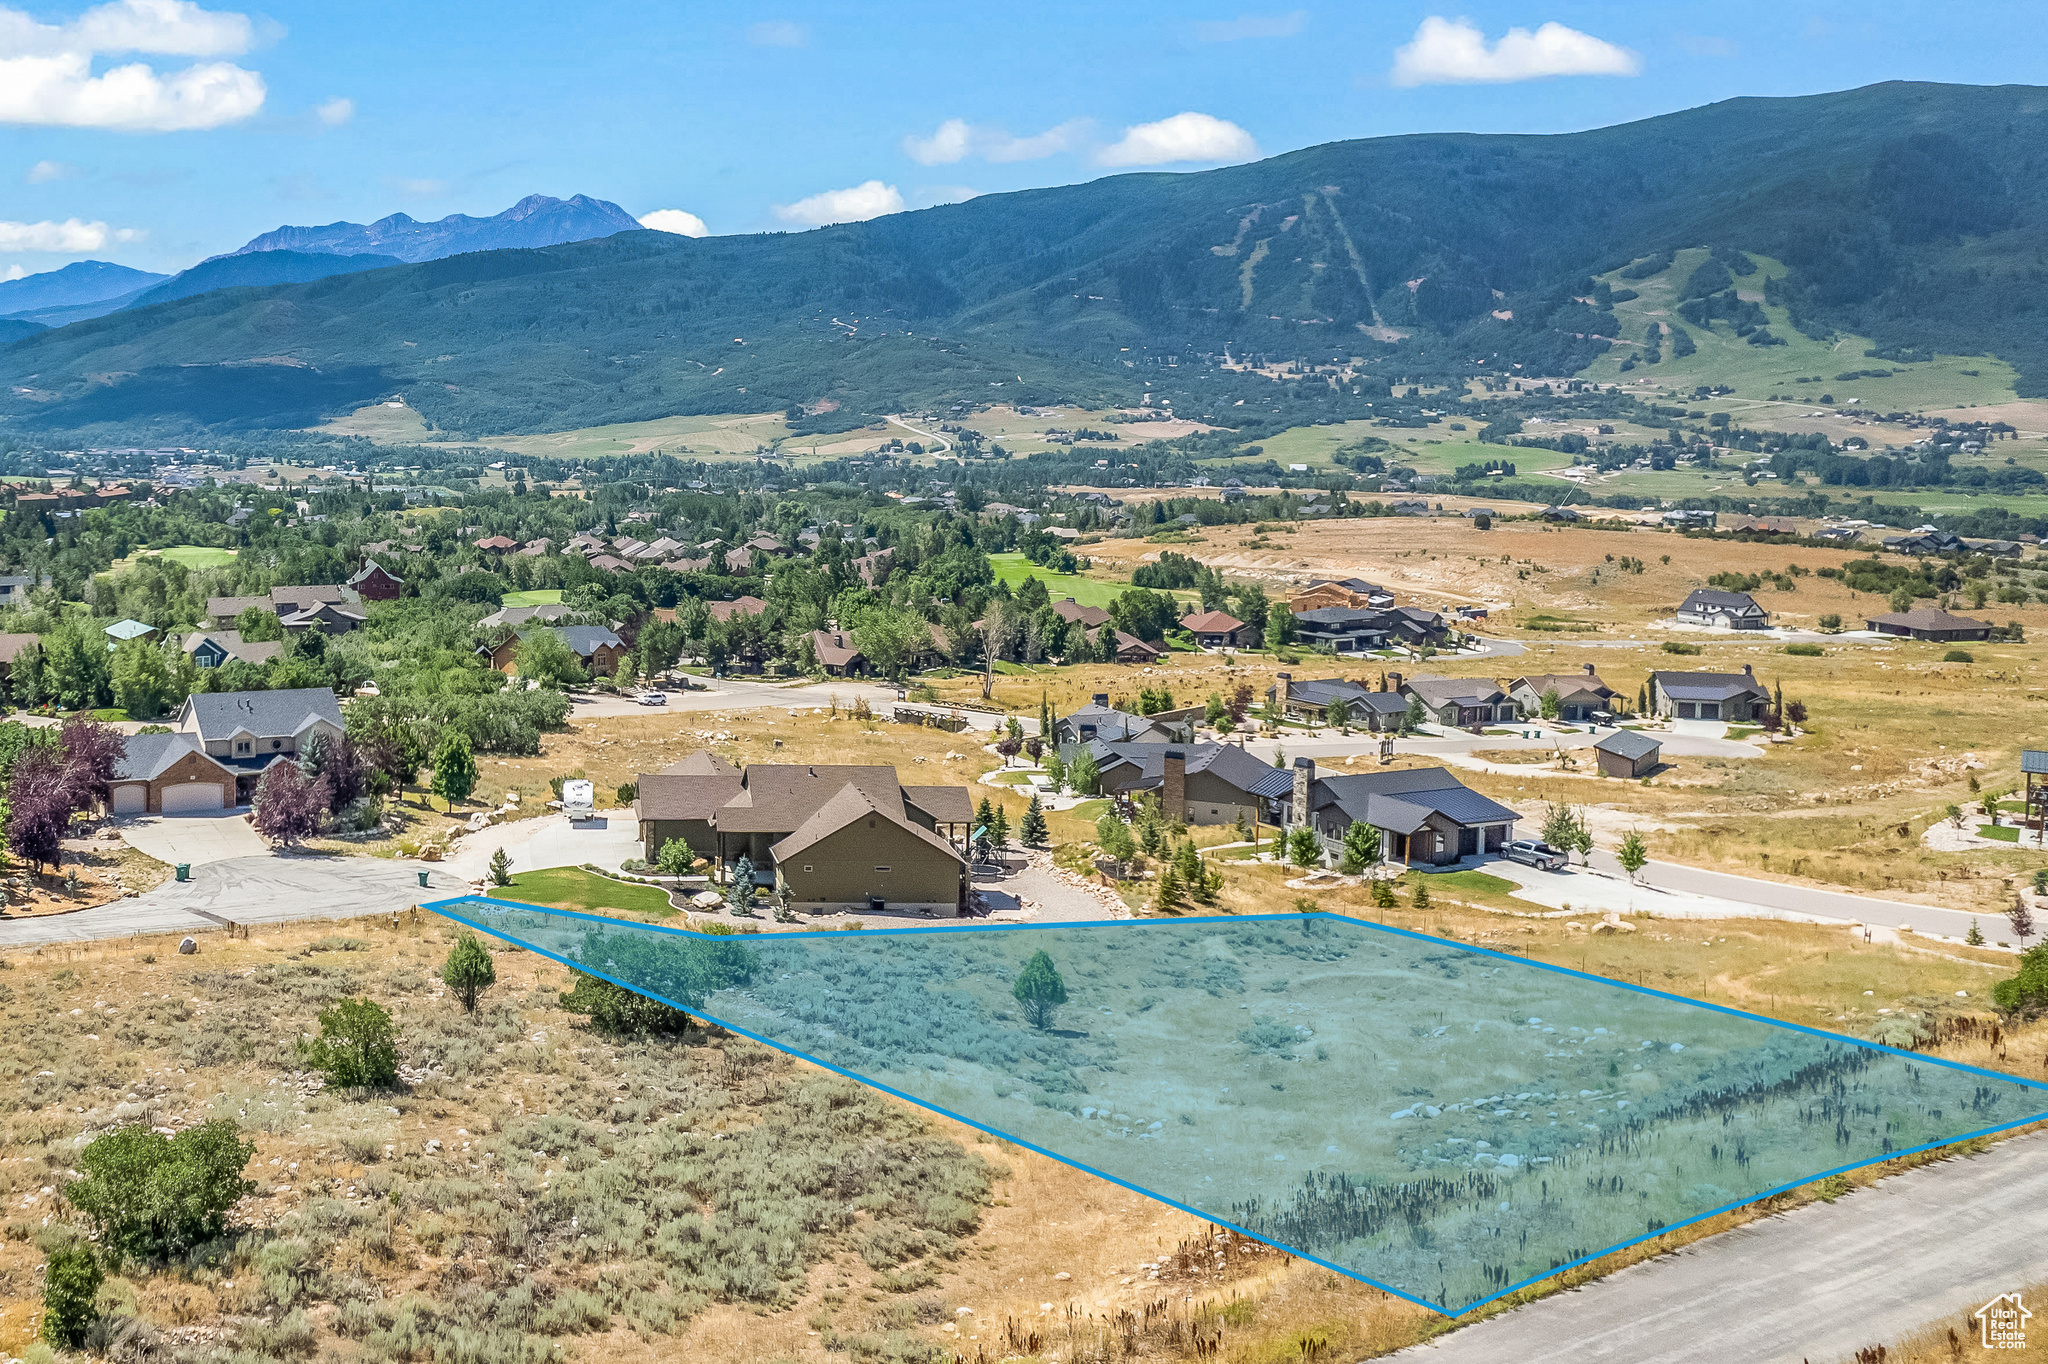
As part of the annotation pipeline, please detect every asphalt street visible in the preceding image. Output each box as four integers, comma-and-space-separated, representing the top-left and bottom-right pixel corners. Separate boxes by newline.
1393, 1130, 2048, 1363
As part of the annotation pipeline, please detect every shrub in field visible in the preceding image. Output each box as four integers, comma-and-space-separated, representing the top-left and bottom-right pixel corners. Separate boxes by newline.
39, 1239, 102, 1345
296, 998, 400, 1088
66, 1121, 255, 1259
1012, 950, 1068, 1031
441, 932, 497, 1013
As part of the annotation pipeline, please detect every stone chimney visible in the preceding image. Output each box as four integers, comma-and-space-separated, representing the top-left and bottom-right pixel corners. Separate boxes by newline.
1388, 671, 1405, 691
1275, 672, 1291, 711
1291, 757, 1315, 830
1162, 749, 1187, 820
1092, 693, 1109, 707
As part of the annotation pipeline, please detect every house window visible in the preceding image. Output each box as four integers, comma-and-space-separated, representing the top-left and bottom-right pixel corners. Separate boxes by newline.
803, 865, 813, 873
271, 739, 283, 750
236, 742, 250, 754
874, 865, 890, 872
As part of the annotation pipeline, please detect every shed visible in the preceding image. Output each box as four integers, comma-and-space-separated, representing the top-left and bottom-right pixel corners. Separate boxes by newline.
1593, 729, 1663, 779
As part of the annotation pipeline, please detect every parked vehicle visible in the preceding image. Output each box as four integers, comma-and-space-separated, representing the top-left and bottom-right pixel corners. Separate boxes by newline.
637, 691, 668, 706
561, 779, 595, 822
1503, 839, 1567, 871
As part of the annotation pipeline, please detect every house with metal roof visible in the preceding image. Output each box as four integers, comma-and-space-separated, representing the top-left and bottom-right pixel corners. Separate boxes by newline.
104, 618, 158, 645
1676, 588, 1771, 630
1277, 760, 1518, 867
181, 630, 282, 669
1265, 673, 1409, 730
1053, 695, 1183, 751
1648, 665, 1771, 722
1292, 607, 1393, 654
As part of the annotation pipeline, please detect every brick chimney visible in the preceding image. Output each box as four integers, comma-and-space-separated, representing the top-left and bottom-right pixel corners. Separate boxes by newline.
1162, 749, 1186, 820
1388, 671, 1405, 690
1291, 757, 1315, 830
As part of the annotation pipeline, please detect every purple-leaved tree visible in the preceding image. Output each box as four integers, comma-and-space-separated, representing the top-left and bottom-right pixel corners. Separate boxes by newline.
253, 761, 326, 847
6, 745, 73, 873
57, 718, 124, 811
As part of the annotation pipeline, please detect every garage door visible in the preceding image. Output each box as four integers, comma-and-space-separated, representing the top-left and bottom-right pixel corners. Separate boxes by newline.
111, 784, 146, 815
160, 782, 224, 814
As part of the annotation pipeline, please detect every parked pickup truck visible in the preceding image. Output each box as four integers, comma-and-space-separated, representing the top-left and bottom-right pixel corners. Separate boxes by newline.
1503, 839, 1568, 871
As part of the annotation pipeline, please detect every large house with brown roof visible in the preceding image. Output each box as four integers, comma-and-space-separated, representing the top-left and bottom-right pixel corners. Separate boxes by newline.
706, 596, 769, 622
1862, 607, 1992, 642
811, 629, 866, 676
1180, 609, 1251, 649
1505, 664, 1618, 723
633, 754, 972, 914
207, 584, 360, 628
1050, 597, 1111, 629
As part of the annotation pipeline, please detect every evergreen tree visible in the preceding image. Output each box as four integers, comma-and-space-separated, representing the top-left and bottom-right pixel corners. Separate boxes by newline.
1019, 794, 1048, 847
727, 855, 756, 913
1152, 864, 1182, 913
488, 846, 513, 886
1286, 825, 1320, 868
976, 796, 997, 838
1967, 917, 1985, 947
1340, 820, 1379, 873
1370, 877, 1397, 909
441, 931, 497, 1012
1011, 949, 1068, 1029
990, 801, 1011, 846
431, 730, 477, 810
1411, 877, 1431, 910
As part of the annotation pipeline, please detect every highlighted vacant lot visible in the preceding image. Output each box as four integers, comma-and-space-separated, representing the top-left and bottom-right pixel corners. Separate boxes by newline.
438, 900, 2048, 1315
989, 552, 1137, 608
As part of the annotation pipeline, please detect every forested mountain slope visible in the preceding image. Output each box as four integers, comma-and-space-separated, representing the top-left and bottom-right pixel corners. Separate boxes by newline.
3, 81, 2044, 437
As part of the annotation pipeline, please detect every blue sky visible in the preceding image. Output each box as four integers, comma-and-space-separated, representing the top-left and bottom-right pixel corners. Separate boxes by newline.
3, 0, 2045, 277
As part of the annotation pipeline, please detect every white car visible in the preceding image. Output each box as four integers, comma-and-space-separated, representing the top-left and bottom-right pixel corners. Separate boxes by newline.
636, 691, 668, 706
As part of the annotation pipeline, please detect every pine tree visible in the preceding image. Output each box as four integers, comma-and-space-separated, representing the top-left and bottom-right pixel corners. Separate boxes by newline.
441, 931, 497, 1012
1011, 949, 1068, 1029
1019, 794, 1049, 847
1370, 877, 1397, 909
990, 802, 1011, 846
1153, 865, 1182, 913
976, 796, 996, 838
488, 847, 513, 887
1410, 877, 1431, 909
1173, 839, 1202, 888
727, 855, 756, 914
1967, 917, 1985, 947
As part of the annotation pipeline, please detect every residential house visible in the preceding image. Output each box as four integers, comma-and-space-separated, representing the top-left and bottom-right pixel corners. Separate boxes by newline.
481, 625, 628, 677
852, 548, 894, 586
208, 584, 360, 628
1593, 729, 1662, 778
634, 751, 744, 862
172, 687, 346, 803
1054, 695, 1180, 749
1050, 597, 1112, 629
478, 602, 580, 630
631, 755, 972, 913
0, 575, 43, 607
517, 538, 553, 556
1880, 529, 1964, 556
1180, 609, 1251, 649
1390, 500, 1432, 517
1540, 505, 1583, 522
1265, 673, 1409, 730
181, 630, 282, 669
1278, 760, 1518, 866
1815, 526, 1862, 543
346, 560, 404, 601
1648, 665, 1772, 722
1723, 515, 1801, 535
279, 601, 366, 635
0, 633, 38, 684
107, 732, 239, 815
588, 554, 636, 573
1675, 588, 1771, 630
1505, 664, 1617, 723
1082, 741, 1275, 826
474, 535, 518, 552
706, 596, 769, 623
1862, 607, 1993, 642
1085, 626, 1162, 664
1399, 673, 1515, 728
811, 629, 866, 677
1292, 607, 1392, 654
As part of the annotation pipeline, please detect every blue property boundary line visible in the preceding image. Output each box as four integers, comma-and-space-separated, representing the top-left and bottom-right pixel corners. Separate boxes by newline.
426, 896, 2048, 1315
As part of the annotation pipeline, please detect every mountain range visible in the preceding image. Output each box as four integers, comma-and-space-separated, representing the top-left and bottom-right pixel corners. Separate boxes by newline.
3, 83, 2045, 437
229, 194, 643, 263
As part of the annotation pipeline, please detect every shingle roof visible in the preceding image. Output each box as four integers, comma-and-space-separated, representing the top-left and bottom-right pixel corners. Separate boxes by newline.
1061, 703, 1164, 743
1652, 669, 1770, 701
182, 630, 282, 666
1402, 674, 1505, 706
769, 781, 964, 866
635, 772, 745, 823
903, 785, 976, 824
1511, 672, 1614, 697
114, 732, 230, 783
812, 630, 863, 669
714, 764, 905, 834
1050, 598, 1111, 627
706, 596, 767, 621
544, 626, 622, 658
0, 632, 38, 665
1180, 610, 1245, 633
271, 584, 359, 608
1086, 741, 1273, 797
181, 686, 342, 742
1863, 607, 1991, 632
1593, 729, 1662, 761
1679, 588, 1764, 612
661, 750, 739, 777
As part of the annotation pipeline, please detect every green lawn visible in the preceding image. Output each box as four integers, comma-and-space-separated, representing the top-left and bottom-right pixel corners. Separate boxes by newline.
988, 552, 1135, 608
1403, 868, 1519, 895
502, 866, 675, 917
500, 589, 564, 607
1977, 824, 2021, 843
158, 545, 239, 569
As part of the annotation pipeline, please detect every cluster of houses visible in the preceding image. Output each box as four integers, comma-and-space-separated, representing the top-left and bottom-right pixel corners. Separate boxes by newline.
1675, 586, 1998, 642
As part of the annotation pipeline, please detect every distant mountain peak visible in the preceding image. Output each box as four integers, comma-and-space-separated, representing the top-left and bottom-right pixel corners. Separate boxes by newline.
231, 194, 641, 264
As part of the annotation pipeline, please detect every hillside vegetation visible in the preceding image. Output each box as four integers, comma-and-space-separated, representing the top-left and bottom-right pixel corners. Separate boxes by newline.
4, 82, 2048, 437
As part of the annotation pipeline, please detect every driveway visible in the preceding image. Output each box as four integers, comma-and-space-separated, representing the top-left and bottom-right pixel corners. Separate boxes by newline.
441, 812, 643, 882
0, 855, 435, 948
116, 811, 269, 867
1395, 1131, 2048, 1363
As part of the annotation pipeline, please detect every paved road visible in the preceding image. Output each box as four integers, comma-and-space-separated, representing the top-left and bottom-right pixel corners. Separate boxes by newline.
1394, 1130, 2048, 1364
0, 855, 439, 947
1237, 725, 1760, 764
1615, 851, 1994, 945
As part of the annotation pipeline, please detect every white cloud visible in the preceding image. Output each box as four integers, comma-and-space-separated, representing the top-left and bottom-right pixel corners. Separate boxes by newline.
747, 19, 805, 47
639, 208, 709, 237
0, 217, 140, 251
26, 158, 80, 181
1097, 112, 1256, 167
903, 117, 1088, 166
314, 95, 351, 126
392, 177, 445, 196
0, 0, 266, 129
1390, 16, 1639, 86
1192, 10, 1306, 41
772, 180, 904, 227
1, 264, 25, 279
